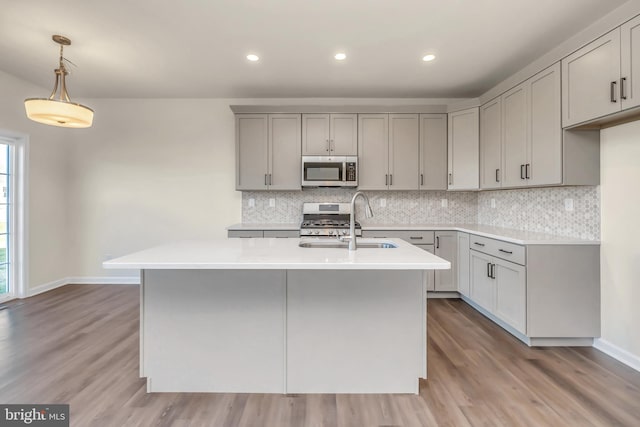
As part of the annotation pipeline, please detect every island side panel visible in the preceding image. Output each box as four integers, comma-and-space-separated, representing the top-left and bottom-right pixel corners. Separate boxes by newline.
286, 269, 423, 394
143, 269, 286, 393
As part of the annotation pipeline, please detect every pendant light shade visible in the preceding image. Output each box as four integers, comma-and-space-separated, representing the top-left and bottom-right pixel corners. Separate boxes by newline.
24, 35, 94, 128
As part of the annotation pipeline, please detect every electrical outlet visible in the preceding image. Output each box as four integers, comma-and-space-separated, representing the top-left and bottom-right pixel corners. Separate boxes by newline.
380, 198, 386, 208
564, 198, 574, 211
441, 199, 448, 208
491, 198, 496, 209
248, 198, 255, 208
269, 198, 276, 208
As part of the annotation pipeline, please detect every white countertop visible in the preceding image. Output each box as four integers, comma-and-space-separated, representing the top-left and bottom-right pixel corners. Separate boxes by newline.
103, 238, 451, 270
227, 223, 599, 245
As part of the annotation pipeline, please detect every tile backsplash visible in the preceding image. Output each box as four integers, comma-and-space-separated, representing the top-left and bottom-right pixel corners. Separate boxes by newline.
241, 189, 478, 225
241, 186, 600, 240
477, 186, 600, 240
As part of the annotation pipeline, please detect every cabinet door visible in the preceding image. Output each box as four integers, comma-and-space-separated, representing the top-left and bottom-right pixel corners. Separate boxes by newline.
494, 258, 526, 334
330, 114, 358, 155
269, 114, 301, 190
419, 114, 447, 190
434, 231, 457, 291
470, 250, 494, 312
457, 233, 470, 297
621, 15, 640, 110
358, 114, 389, 190
416, 245, 435, 292
302, 114, 330, 155
447, 108, 479, 190
527, 63, 562, 186
480, 98, 502, 189
501, 83, 529, 188
236, 114, 268, 190
389, 114, 419, 190
562, 28, 621, 127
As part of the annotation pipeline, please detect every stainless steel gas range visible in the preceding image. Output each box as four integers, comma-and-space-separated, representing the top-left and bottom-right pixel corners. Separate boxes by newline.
299, 202, 362, 237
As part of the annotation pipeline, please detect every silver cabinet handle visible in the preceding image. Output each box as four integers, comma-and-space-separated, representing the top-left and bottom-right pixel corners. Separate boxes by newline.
525, 164, 530, 180
326, 139, 330, 152
499, 248, 513, 254
520, 164, 525, 180
269, 174, 272, 185
474, 242, 485, 247
420, 174, 424, 186
265, 174, 268, 186
495, 168, 500, 183
389, 174, 393, 186
448, 173, 452, 185
410, 236, 423, 240
436, 236, 440, 249
491, 263, 496, 279
487, 262, 492, 278
611, 81, 618, 103
621, 77, 627, 100
330, 139, 334, 152
385, 174, 388, 185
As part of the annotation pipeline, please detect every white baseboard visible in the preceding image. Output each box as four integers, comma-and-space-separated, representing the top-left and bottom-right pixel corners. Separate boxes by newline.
27, 276, 140, 297
67, 276, 141, 285
594, 338, 640, 373
28, 277, 70, 297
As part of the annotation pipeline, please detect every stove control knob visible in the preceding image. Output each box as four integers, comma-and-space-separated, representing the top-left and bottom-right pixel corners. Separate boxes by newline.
328, 230, 334, 235
314, 230, 320, 235
341, 230, 348, 235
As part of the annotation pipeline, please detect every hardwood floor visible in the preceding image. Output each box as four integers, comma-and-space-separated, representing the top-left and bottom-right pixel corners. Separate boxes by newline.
1, 284, 639, 426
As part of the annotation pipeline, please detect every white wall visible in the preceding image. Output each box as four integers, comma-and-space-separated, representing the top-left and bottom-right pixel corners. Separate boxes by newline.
599, 121, 640, 364
0, 70, 73, 291
67, 99, 242, 278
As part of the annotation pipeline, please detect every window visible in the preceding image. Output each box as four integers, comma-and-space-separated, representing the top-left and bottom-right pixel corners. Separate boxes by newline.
0, 143, 8, 295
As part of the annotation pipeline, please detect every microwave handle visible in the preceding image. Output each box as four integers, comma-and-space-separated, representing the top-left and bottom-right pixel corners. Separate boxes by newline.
343, 162, 347, 182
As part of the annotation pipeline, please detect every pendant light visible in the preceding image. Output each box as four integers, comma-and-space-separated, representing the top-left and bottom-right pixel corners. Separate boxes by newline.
24, 35, 94, 128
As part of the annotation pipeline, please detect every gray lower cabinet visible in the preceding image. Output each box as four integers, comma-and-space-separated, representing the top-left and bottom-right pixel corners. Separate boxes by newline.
236, 114, 301, 190
456, 232, 470, 297
228, 229, 299, 238
467, 235, 600, 345
362, 229, 456, 293
434, 231, 457, 291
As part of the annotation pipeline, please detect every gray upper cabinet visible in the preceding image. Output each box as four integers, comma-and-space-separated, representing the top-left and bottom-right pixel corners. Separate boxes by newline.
501, 83, 529, 188
236, 113, 301, 191
562, 28, 621, 127
389, 114, 420, 190
419, 114, 447, 190
447, 107, 479, 190
358, 114, 389, 190
480, 97, 502, 189
236, 114, 268, 190
480, 63, 564, 189
527, 64, 562, 186
302, 113, 357, 155
358, 114, 419, 190
621, 15, 640, 110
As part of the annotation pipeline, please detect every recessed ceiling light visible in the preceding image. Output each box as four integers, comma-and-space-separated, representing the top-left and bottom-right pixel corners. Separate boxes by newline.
246, 54, 259, 62
334, 53, 347, 61
422, 54, 436, 62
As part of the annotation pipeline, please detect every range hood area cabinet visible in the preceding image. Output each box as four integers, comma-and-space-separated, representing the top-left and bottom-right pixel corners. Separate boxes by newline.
302, 114, 358, 156
236, 114, 302, 190
562, 15, 640, 128
480, 62, 600, 189
358, 114, 447, 191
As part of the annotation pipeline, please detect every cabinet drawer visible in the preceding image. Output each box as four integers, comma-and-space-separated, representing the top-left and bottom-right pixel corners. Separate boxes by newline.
263, 230, 299, 238
469, 235, 525, 265
228, 230, 264, 238
362, 230, 435, 244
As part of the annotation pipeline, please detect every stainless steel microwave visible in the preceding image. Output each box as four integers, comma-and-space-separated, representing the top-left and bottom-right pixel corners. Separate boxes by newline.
301, 156, 358, 187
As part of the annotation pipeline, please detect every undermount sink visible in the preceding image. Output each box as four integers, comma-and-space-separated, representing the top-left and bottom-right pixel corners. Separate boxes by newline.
298, 239, 398, 249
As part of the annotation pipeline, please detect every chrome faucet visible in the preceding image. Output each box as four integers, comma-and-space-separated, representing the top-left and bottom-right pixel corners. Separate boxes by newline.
342, 191, 374, 250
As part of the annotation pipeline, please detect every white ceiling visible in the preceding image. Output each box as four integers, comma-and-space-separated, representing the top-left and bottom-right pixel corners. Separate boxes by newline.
0, 0, 629, 99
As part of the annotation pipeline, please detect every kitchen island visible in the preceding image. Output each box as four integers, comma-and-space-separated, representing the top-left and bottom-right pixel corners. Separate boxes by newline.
103, 237, 450, 394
